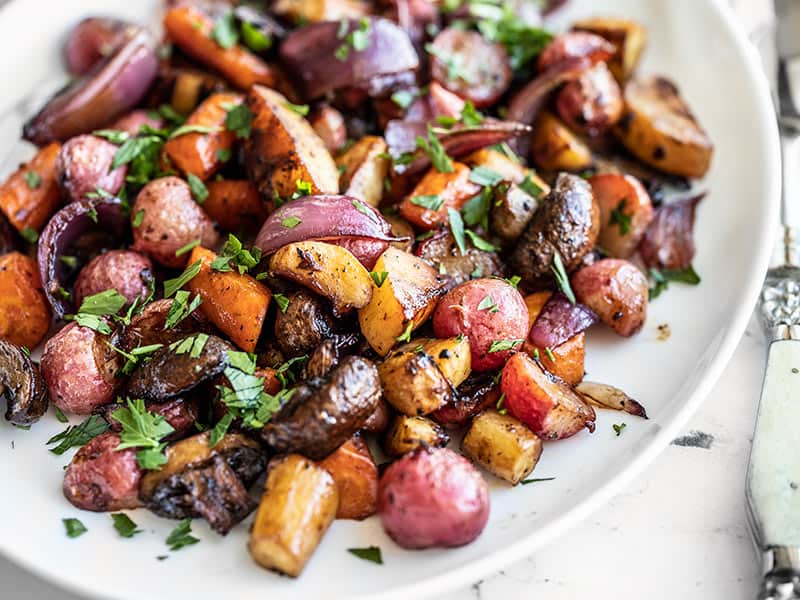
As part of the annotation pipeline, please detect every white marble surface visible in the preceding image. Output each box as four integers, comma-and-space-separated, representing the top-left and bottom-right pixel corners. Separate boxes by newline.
0, 0, 777, 598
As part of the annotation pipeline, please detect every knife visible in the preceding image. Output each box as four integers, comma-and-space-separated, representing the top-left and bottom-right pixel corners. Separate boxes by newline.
746, 2, 800, 599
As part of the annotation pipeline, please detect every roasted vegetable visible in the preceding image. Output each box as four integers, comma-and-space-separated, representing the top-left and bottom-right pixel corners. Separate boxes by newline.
461, 410, 543, 484
0, 142, 62, 233
529, 111, 594, 172
0, 339, 48, 426
358, 247, 444, 356
589, 173, 654, 258
415, 230, 502, 290
614, 76, 713, 178
274, 290, 336, 358
383, 414, 449, 457
318, 436, 378, 520
72, 250, 153, 308
399, 162, 481, 230
249, 454, 338, 577
336, 136, 390, 208
0, 252, 51, 350
245, 85, 338, 200
118, 298, 209, 352
140, 432, 265, 534
272, 0, 369, 23
430, 373, 499, 429
186, 246, 272, 353
203, 180, 268, 233
310, 105, 347, 153
379, 345, 454, 416
56, 134, 127, 202
555, 62, 623, 136
573, 17, 647, 83
269, 241, 373, 316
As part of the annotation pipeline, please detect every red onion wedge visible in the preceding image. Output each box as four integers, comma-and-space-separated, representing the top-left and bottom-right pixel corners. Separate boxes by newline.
575, 381, 648, 419
24, 26, 158, 146
279, 17, 419, 101
254, 195, 405, 261
63, 17, 132, 76
528, 292, 598, 349
37, 196, 128, 317
386, 118, 531, 175
638, 192, 705, 270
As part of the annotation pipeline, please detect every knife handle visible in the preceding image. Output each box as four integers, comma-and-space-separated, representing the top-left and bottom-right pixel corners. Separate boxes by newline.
747, 340, 800, 597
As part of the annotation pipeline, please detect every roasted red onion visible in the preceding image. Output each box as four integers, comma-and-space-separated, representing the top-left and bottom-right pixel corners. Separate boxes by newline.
254, 195, 404, 260
537, 32, 616, 71
24, 26, 158, 146
638, 193, 705, 270
37, 196, 128, 317
279, 17, 419, 100
63, 17, 132, 76
528, 292, 598, 349
328, 237, 390, 270
386, 118, 531, 175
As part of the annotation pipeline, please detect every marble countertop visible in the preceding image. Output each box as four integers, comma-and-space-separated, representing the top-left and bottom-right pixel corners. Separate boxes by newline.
0, 0, 775, 598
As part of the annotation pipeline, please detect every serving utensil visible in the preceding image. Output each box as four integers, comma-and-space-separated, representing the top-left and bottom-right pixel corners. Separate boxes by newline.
747, 1, 800, 598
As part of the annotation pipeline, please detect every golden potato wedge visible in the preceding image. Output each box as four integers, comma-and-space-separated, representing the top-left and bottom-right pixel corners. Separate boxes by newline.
614, 77, 713, 179
573, 17, 647, 83
337, 136, 390, 208
383, 414, 450, 458
358, 247, 445, 356
378, 347, 454, 416
462, 148, 549, 192
461, 409, 543, 485
272, 0, 369, 23
414, 336, 472, 388
318, 436, 378, 520
245, 85, 339, 200
270, 241, 373, 315
530, 112, 594, 173
248, 454, 339, 577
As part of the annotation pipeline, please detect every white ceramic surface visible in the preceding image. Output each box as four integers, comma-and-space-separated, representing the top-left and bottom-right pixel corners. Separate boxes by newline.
0, 1, 780, 599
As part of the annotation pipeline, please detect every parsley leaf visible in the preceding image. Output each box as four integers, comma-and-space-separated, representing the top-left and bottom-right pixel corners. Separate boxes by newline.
475, 7, 554, 72
166, 519, 199, 551
168, 124, 220, 139
609, 199, 631, 235
335, 18, 371, 60
111, 398, 175, 470
241, 21, 272, 52
396, 321, 414, 343
284, 101, 310, 117
648, 265, 701, 299
164, 260, 202, 298
352, 198, 378, 222
520, 477, 556, 485
186, 174, 209, 204
209, 234, 262, 274
54, 406, 69, 423
24, 171, 41, 189
370, 271, 388, 288
164, 291, 202, 329
465, 229, 497, 252
20, 227, 38, 244
460, 101, 484, 127
478, 295, 498, 312
111, 513, 142, 538
93, 129, 130, 144
461, 187, 492, 230
488, 339, 523, 353
416, 125, 453, 173
469, 166, 504, 187
348, 546, 383, 564
63, 518, 87, 538
391, 89, 416, 109
613, 422, 627, 436
273, 293, 290, 313
519, 174, 545, 199
281, 216, 301, 228
551, 251, 576, 304
409, 195, 444, 211
47, 415, 109, 455
211, 11, 238, 49
175, 238, 200, 258
132, 209, 145, 228
447, 207, 466, 255
225, 104, 253, 139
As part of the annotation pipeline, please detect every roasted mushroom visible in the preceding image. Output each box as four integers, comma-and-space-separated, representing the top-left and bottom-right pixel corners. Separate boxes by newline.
261, 356, 381, 460
0, 339, 48, 426
126, 334, 234, 402
415, 230, 502, 290
139, 431, 266, 535
274, 290, 337, 358
119, 298, 211, 353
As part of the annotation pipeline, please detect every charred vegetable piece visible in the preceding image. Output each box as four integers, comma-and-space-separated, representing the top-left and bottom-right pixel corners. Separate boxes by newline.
261, 356, 381, 460
575, 381, 647, 418
126, 334, 234, 402
415, 229, 502, 290
379, 346, 454, 417
572, 17, 647, 83
274, 290, 336, 358
511, 173, 599, 287
529, 111, 594, 172
638, 193, 703, 270
318, 436, 379, 520
430, 372, 499, 429
461, 410, 543, 485
614, 76, 713, 179
383, 414, 450, 458
0, 252, 51, 350
0, 339, 48, 426
248, 454, 338, 577
118, 299, 208, 353
0, 142, 62, 233
310, 105, 347, 153
589, 173, 654, 259
140, 432, 265, 535
555, 62, 623, 136
399, 162, 481, 230
202, 180, 268, 233
537, 31, 615, 71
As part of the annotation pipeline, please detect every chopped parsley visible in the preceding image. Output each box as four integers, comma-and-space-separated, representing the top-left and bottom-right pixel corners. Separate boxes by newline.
469, 166, 504, 187
465, 229, 497, 252
460, 101, 484, 127
111, 513, 142, 538
93, 129, 130, 144
186, 174, 209, 204
396, 321, 414, 343
54, 406, 68, 423
447, 207, 467, 255
461, 187, 492, 230
478, 295, 498, 312
47, 415, 109, 455
216, 147, 232, 163
347, 546, 383, 564
164, 260, 202, 298
409, 195, 444, 211
168, 124, 220, 139
551, 251, 576, 304
613, 422, 627, 436
225, 104, 253, 139
166, 519, 200, 551
474, 5, 554, 72
209, 234, 262, 274
391, 89, 416, 109
20, 227, 38, 244
284, 101, 310, 117
648, 265, 701, 299
24, 170, 41, 189
488, 339, 523, 353
174, 238, 200, 258
609, 199, 631, 235
241, 21, 272, 52
281, 216, 301, 228
211, 11, 238, 49
336, 17, 371, 60
111, 398, 175, 470
273, 293, 290, 313
63, 518, 87, 538
519, 174, 545, 199
132, 209, 145, 228
416, 125, 453, 173
370, 271, 388, 288
164, 291, 202, 329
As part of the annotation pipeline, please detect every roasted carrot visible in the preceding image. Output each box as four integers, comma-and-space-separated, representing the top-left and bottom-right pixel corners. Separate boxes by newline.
399, 162, 481, 230
164, 5, 275, 90
255, 367, 282, 395
164, 92, 242, 181
0, 252, 51, 349
0, 142, 62, 233
522, 291, 586, 386
185, 246, 272, 352
203, 180, 268, 232
318, 436, 378, 520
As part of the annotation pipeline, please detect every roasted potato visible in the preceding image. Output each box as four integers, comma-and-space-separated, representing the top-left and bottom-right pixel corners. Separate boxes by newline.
310, 105, 347, 153
270, 241, 373, 316
432, 278, 529, 372
501, 352, 595, 440
318, 436, 378, 520
589, 173, 654, 258
571, 258, 648, 337
358, 247, 444, 356
378, 447, 490, 549
461, 409, 543, 485
417, 336, 472, 388
336, 136, 390, 208
248, 454, 339, 577
0, 252, 51, 349
573, 17, 647, 83
272, 0, 369, 23
56, 134, 127, 202
383, 414, 450, 457
537, 31, 616, 71
378, 346, 454, 416
399, 162, 481, 230
556, 62, 623, 136
245, 85, 339, 200
529, 111, 594, 173
0, 142, 61, 233
73, 250, 153, 308
614, 76, 713, 179
187, 246, 272, 353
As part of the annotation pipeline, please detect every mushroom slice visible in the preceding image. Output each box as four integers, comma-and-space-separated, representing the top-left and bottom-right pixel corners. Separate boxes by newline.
0, 339, 48, 425
140, 431, 266, 535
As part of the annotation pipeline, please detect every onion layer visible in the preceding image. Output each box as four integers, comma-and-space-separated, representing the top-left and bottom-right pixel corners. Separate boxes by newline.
528, 292, 598, 349
279, 17, 419, 100
63, 17, 132, 76
37, 197, 128, 317
24, 27, 158, 146
638, 193, 705, 270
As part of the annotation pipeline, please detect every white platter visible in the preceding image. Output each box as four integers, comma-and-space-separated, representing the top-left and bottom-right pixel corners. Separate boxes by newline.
0, 0, 779, 598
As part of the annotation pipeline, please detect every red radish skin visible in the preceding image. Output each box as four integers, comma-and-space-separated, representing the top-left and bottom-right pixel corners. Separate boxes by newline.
73, 250, 153, 308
